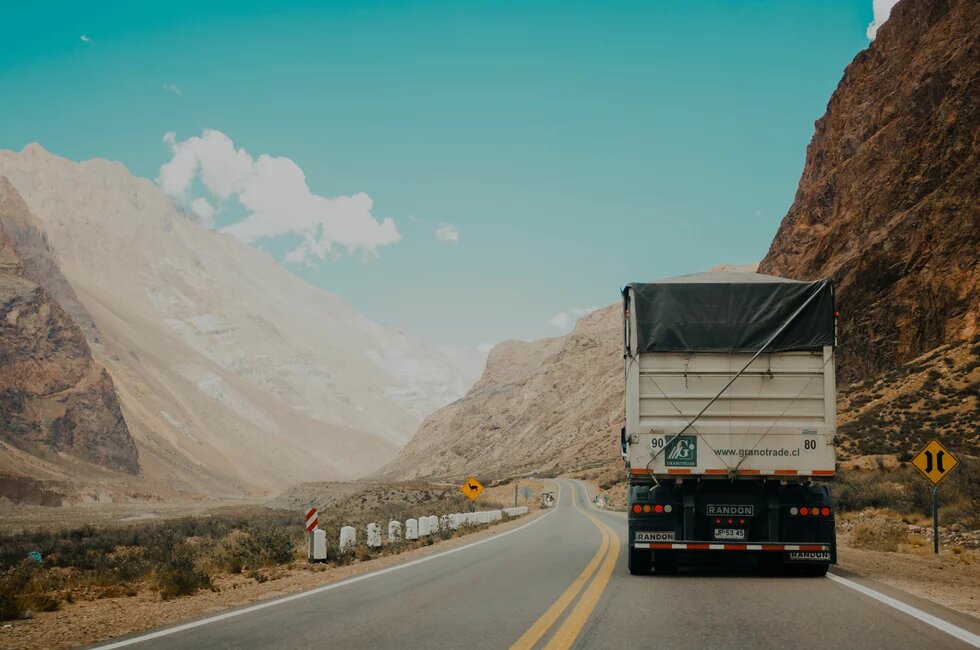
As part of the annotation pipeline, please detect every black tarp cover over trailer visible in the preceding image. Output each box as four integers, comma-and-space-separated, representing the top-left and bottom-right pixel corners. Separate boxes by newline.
624, 271, 835, 354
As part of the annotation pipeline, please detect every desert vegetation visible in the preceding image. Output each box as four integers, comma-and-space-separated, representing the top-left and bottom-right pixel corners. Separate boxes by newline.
837, 337, 980, 459
0, 487, 508, 621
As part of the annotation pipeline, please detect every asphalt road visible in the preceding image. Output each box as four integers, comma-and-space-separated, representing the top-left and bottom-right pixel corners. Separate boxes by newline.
97, 480, 980, 649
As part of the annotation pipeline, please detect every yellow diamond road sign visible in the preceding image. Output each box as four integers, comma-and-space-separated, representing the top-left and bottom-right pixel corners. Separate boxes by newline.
911, 439, 959, 485
461, 476, 484, 501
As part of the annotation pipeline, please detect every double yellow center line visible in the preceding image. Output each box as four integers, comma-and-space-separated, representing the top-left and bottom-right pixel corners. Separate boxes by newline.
510, 483, 620, 650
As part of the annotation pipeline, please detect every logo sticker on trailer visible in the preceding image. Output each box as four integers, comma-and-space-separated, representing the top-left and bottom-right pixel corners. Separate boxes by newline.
635, 531, 676, 542
788, 551, 830, 561
665, 435, 697, 467
706, 505, 754, 517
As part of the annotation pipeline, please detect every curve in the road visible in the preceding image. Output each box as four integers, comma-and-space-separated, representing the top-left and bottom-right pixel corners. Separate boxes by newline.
541, 495, 620, 650
94, 484, 565, 650
510, 482, 618, 650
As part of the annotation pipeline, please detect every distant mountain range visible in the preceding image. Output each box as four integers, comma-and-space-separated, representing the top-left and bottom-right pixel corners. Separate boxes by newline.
0, 146, 485, 500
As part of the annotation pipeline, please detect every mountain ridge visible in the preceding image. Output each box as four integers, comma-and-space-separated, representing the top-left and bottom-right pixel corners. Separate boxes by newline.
0, 178, 139, 481
0, 144, 484, 496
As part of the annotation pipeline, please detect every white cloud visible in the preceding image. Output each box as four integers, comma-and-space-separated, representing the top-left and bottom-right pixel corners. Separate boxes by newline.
158, 129, 401, 262
547, 313, 570, 329
80, 34, 91, 43
189, 197, 215, 226
163, 83, 183, 97
435, 223, 459, 244
547, 306, 599, 330
867, 0, 900, 39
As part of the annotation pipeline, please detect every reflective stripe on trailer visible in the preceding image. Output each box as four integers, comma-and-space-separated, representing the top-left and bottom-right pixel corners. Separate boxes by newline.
630, 469, 835, 477
633, 542, 829, 551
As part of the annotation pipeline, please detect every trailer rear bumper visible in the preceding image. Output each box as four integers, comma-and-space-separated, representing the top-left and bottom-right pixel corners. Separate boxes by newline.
634, 542, 829, 552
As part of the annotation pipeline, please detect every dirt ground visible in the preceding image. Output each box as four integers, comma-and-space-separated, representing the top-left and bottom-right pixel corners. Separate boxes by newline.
836, 514, 980, 619
481, 479, 549, 510
836, 545, 980, 618
0, 509, 545, 650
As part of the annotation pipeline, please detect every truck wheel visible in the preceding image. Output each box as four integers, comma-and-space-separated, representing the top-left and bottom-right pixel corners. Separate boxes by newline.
801, 563, 829, 577
629, 548, 651, 575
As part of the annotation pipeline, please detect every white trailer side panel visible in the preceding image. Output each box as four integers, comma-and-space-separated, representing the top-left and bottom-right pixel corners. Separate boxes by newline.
625, 342, 836, 478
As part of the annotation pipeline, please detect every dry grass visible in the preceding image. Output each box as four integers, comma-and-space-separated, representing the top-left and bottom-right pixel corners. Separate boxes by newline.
0, 481, 515, 620
837, 336, 979, 460
850, 517, 911, 552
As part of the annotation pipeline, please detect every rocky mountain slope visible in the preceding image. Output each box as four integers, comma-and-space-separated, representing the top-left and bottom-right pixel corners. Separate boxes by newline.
0, 146, 484, 496
377, 305, 623, 480
836, 335, 979, 463
759, 0, 979, 383
0, 179, 138, 480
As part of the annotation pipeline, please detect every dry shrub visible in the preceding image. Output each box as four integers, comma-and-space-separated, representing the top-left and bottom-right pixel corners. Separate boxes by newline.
149, 536, 212, 600
0, 561, 59, 620
851, 519, 910, 552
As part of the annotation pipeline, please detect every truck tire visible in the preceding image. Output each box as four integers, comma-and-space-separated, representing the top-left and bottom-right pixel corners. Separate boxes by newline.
629, 548, 651, 575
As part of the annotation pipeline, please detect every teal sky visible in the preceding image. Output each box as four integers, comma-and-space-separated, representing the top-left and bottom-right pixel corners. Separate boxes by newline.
0, 1, 875, 346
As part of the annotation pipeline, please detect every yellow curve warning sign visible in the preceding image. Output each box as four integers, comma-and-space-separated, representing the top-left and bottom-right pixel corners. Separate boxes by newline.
911, 439, 959, 485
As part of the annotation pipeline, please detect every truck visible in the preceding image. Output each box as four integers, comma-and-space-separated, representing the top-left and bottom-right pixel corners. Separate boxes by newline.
621, 271, 837, 576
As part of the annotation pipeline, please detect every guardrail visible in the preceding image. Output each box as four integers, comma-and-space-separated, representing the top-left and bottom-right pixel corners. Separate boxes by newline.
309, 507, 530, 561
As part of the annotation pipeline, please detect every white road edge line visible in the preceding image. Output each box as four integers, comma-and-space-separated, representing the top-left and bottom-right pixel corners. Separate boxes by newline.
574, 480, 978, 646
93, 481, 562, 649
827, 573, 980, 648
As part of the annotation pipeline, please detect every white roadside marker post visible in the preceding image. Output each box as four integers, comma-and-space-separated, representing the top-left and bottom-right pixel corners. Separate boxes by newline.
305, 508, 327, 562
405, 518, 419, 540
388, 520, 402, 544
367, 523, 382, 549
340, 526, 356, 552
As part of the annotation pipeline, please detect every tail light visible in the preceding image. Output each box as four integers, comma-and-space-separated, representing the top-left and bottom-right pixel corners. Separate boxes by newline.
790, 506, 832, 517
632, 505, 642, 513
632, 503, 673, 515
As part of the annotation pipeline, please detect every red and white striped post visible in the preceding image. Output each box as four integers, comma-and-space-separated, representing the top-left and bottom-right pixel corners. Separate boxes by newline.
305, 507, 319, 532
306, 507, 327, 562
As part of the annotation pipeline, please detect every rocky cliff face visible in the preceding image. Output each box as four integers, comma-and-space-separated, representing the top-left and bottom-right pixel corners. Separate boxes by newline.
0, 178, 138, 475
377, 305, 623, 480
759, 0, 979, 382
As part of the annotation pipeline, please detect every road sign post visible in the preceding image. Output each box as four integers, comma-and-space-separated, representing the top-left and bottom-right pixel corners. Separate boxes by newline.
520, 486, 533, 506
910, 439, 959, 555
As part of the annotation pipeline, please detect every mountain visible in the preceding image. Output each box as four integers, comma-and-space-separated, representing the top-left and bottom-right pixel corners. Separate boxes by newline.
759, 0, 979, 383
377, 305, 623, 480
0, 145, 484, 496
377, 259, 766, 480
0, 179, 138, 484
382, 0, 978, 482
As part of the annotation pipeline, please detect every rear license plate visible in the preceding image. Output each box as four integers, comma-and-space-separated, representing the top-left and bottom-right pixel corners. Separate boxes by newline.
634, 531, 675, 542
713, 528, 745, 541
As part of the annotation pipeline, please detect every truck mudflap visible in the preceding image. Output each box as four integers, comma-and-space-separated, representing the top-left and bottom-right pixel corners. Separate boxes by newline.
635, 542, 830, 553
